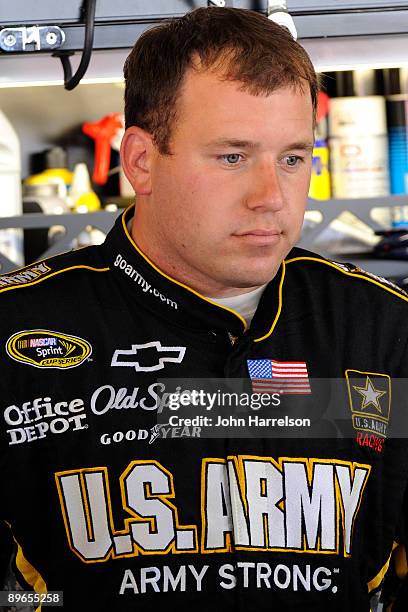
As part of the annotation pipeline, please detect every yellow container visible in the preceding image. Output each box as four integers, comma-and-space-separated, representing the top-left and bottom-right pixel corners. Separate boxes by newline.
309, 141, 331, 200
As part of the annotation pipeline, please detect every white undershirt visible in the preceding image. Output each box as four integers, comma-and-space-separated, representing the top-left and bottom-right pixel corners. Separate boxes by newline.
209, 284, 267, 325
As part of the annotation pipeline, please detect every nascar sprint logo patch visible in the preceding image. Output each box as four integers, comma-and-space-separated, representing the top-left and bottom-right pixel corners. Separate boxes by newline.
6, 330, 92, 369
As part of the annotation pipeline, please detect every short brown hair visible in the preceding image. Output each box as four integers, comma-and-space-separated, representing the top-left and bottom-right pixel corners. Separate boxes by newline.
124, 7, 318, 154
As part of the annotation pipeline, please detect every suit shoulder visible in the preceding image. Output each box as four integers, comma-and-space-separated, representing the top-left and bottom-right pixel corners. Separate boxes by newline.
285, 247, 408, 303
0, 245, 108, 298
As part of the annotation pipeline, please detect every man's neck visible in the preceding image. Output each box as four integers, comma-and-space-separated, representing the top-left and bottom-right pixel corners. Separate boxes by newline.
130, 213, 264, 298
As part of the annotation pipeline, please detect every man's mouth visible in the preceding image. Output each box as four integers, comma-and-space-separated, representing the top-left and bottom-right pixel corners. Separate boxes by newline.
234, 229, 281, 245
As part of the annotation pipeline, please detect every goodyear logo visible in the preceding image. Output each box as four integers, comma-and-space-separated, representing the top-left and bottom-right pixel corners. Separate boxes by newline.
6, 330, 92, 369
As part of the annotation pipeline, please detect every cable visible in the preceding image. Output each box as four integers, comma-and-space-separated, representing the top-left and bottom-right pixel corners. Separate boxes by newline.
53, 0, 97, 91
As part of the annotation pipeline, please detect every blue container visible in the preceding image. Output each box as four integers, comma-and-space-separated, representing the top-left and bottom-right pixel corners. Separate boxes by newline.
387, 97, 408, 195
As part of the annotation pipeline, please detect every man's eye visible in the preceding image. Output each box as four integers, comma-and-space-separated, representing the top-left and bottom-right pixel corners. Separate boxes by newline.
220, 154, 243, 165
285, 155, 302, 167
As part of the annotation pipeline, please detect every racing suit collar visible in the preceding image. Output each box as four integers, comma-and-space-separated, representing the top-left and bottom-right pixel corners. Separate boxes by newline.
103, 206, 284, 338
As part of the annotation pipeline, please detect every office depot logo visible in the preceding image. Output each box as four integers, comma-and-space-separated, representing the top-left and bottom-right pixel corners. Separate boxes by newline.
6, 330, 92, 369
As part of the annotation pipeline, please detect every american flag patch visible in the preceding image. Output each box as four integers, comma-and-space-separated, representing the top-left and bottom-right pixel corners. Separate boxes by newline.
247, 359, 311, 395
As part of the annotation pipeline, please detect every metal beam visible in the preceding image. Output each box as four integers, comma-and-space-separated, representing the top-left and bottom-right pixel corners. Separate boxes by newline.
2, 0, 407, 55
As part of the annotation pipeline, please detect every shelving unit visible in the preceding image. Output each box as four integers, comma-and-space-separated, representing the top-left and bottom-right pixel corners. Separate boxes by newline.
0, 210, 120, 272
1, 196, 408, 276
302, 196, 408, 276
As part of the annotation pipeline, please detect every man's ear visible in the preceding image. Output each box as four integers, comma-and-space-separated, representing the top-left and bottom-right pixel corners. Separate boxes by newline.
120, 126, 154, 195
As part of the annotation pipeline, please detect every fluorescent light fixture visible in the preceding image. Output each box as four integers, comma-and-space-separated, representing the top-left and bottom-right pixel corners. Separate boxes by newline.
316, 62, 408, 73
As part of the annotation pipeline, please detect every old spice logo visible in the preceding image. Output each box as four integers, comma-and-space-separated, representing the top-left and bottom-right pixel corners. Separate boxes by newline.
6, 330, 92, 369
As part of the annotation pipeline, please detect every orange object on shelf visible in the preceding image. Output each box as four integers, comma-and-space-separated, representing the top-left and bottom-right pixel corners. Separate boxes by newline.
82, 113, 123, 185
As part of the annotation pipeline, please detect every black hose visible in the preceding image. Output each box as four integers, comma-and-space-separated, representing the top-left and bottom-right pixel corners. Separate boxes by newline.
54, 0, 97, 91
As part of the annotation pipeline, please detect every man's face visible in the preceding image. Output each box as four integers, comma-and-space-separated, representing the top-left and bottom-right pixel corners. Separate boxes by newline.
138, 68, 314, 296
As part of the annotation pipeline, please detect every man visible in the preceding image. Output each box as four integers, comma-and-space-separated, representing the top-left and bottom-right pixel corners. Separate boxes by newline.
1, 7, 408, 611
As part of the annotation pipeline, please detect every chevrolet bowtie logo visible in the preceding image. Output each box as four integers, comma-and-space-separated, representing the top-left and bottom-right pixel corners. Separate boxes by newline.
111, 341, 186, 372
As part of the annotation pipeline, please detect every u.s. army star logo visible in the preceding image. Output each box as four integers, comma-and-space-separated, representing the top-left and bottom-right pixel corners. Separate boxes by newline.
352, 377, 387, 413
345, 370, 391, 445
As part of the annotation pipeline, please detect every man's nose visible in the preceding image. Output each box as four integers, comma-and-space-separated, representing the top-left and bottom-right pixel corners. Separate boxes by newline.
245, 162, 284, 212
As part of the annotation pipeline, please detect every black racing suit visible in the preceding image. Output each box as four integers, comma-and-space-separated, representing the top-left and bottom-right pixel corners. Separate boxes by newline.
1, 205, 408, 611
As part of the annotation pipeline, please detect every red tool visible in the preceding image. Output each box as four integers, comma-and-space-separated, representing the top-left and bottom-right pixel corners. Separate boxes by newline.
82, 113, 123, 185
316, 91, 330, 124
